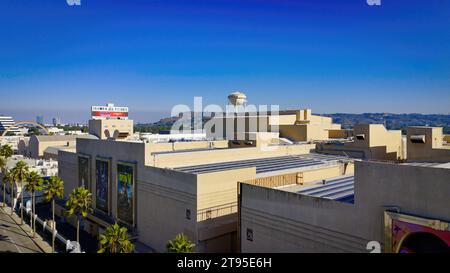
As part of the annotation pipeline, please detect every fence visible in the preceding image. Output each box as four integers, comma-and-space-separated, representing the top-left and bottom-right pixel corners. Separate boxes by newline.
1, 185, 77, 252
197, 202, 238, 221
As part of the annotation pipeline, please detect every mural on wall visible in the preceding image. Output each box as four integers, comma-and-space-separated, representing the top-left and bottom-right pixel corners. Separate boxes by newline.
392, 219, 450, 253
117, 163, 134, 226
78, 156, 90, 189
96, 159, 109, 214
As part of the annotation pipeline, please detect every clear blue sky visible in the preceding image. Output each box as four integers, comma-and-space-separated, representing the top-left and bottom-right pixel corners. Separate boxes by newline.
0, 0, 449, 123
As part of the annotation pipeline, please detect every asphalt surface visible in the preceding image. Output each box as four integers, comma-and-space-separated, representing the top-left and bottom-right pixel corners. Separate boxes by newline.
0, 207, 43, 253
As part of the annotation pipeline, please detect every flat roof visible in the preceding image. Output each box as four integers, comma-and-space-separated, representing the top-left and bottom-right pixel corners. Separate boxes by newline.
34, 134, 97, 142
43, 145, 76, 155
151, 147, 226, 155
278, 175, 355, 203
173, 153, 349, 174
400, 162, 450, 169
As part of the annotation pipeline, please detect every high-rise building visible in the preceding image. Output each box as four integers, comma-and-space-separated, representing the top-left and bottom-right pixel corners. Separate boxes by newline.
0, 116, 19, 135
53, 117, 62, 126
36, 115, 44, 125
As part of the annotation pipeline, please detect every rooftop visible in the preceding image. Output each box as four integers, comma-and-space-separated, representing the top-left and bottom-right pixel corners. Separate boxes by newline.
152, 147, 226, 155
400, 162, 450, 169
173, 153, 350, 175
43, 145, 76, 155
33, 134, 98, 142
278, 175, 355, 203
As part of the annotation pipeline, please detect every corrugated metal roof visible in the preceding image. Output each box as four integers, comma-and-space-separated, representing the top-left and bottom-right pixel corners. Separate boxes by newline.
280, 175, 355, 203
173, 153, 349, 174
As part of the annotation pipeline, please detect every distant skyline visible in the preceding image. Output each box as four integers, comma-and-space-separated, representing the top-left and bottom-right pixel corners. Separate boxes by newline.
1, 0, 449, 123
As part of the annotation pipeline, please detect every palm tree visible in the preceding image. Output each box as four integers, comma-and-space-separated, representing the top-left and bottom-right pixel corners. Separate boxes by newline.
0, 144, 13, 163
98, 223, 134, 253
65, 186, 93, 245
0, 144, 13, 207
0, 156, 6, 207
43, 176, 64, 252
12, 160, 29, 225
2, 170, 13, 209
8, 169, 16, 216
166, 233, 195, 253
24, 171, 43, 238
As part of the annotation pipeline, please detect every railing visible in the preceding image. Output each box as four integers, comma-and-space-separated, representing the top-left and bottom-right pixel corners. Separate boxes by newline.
366, 158, 404, 164
197, 202, 238, 221
1, 185, 76, 252
27, 208, 70, 249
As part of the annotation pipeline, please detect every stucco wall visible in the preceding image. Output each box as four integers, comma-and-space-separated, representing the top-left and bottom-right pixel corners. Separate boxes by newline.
58, 149, 79, 199
407, 127, 450, 162
354, 161, 450, 243
240, 161, 450, 253
150, 144, 315, 168
318, 124, 403, 161
240, 184, 364, 252
137, 166, 198, 252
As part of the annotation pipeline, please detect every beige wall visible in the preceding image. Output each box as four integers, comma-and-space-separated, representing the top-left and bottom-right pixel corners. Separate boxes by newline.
318, 124, 403, 161
444, 135, 450, 143
25, 135, 95, 159
59, 138, 198, 252
196, 167, 256, 252
197, 168, 255, 211
18, 139, 30, 157
206, 115, 273, 140
279, 123, 340, 142
150, 143, 316, 168
138, 166, 198, 252
89, 119, 134, 140
407, 127, 450, 162
240, 161, 450, 253
58, 150, 79, 198
29, 137, 75, 158
206, 109, 340, 142
279, 125, 307, 142
240, 184, 361, 252
57, 137, 350, 253
58, 138, 252, 252
301, 164, 353, 183
147, 140, 228, 154
244, 163, 354, 188
328, 129, 353, 139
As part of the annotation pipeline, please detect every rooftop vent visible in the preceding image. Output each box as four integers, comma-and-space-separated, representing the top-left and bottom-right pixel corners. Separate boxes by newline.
410, 135, 426, 144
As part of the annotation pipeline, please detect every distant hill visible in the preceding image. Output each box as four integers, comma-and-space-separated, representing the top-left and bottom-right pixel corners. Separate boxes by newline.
135, 113, 450, 134
321, 113, 450, 134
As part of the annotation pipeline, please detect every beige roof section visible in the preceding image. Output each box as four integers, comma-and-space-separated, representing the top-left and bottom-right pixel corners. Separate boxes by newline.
34, 134, 98, 142
43, 145, 76, 155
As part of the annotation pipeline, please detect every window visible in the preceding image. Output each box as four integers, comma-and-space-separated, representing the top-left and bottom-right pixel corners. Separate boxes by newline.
205, 210, 212, 220
246, 228, 253, 241
186, 209, 191, 220
410, 135, 426, 144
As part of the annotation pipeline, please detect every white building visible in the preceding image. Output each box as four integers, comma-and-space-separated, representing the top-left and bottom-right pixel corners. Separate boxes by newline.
0, 116, 19, 135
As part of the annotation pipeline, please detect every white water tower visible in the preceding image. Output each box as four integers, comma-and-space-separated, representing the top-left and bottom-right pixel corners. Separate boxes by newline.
227, 91, 247, 107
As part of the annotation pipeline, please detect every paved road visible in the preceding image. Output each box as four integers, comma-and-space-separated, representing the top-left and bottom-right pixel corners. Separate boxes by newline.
0, 207, 43, 253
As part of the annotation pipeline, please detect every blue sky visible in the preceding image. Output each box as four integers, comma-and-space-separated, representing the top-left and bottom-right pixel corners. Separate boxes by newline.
0, 0, 449, 123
